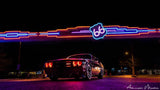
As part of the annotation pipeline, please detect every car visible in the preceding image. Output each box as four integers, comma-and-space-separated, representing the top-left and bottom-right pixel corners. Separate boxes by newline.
44, 53, 104, 80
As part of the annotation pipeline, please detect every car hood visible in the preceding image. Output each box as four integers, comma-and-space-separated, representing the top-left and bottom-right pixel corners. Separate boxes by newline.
48, 58, 86, 61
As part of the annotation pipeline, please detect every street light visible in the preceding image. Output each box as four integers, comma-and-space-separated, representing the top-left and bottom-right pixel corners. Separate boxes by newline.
125, 51, 136, 77
125, 51, 129, 55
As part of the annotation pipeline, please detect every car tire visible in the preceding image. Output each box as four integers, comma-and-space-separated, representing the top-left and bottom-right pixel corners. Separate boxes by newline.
84, 64, 92, 80
98, 70, 103, 79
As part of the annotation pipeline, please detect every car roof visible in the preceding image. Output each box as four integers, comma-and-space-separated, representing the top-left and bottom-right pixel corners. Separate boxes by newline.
66, 53, 93, 59
69, 53, 92, 56
68, 53, 93, 57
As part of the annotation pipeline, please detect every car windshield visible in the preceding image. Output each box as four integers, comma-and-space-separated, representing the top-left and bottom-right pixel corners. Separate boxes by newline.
67, 54, 91, 59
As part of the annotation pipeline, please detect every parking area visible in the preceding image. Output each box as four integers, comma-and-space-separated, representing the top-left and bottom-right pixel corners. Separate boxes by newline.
0, 77, 160, 90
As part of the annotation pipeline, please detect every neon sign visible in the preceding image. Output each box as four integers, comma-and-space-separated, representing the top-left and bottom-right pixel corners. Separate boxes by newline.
89, 23, 107, 40
0, 31, 37, 40
89, 23, 157, 40
0, 24, 159, 41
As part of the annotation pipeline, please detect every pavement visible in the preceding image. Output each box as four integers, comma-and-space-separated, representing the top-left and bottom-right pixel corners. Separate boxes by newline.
0, 75, 160, 90
105, 75, 160, 78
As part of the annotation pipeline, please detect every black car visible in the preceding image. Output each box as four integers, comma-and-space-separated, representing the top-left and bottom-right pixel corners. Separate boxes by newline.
44, 53, 104, 80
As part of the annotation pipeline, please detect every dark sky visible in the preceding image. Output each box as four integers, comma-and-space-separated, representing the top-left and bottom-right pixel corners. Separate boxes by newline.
1, 6, 160, 71
0, 15, 160, 32
0, 7, 160, 31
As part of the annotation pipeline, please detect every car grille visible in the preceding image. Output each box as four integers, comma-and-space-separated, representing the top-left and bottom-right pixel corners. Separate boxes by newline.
53, 61, 71, 68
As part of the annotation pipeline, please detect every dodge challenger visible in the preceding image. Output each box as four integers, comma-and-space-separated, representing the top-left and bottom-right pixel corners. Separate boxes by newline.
44, 53, 104, 80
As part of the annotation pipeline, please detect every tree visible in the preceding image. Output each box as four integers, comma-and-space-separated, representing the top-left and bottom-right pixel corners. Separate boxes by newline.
119, 55, 141, 76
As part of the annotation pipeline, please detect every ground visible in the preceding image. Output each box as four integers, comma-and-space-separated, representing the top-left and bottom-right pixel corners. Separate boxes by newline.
0, 76, 160, 90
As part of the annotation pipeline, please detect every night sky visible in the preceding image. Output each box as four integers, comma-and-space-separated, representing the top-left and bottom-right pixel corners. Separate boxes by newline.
0, 7, 160, 71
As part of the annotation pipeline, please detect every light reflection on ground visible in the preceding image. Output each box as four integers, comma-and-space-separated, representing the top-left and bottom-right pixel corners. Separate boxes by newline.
0, 77, 160, 90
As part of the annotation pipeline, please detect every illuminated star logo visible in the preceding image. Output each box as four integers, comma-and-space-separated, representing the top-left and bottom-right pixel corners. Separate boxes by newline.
89, 23, 107, 40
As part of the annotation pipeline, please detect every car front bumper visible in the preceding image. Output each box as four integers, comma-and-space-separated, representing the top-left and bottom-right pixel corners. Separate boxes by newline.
45, 66, 85, 78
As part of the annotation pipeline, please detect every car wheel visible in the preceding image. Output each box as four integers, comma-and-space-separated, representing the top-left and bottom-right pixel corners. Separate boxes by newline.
98, 70, 103, 79
84, 64, 92, 80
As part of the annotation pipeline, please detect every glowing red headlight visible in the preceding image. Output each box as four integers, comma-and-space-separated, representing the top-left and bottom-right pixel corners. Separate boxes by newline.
73, 61, 82, 67
77, 61, 82, 66
45, 62, 49, 68
73, 61, 77, 67
48, 62, 53, 68
45, 62, 53, 68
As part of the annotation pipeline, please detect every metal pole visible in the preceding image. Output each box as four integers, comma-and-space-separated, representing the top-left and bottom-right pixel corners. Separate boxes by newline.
17, 41, 21, 72
131, 53, 136, 77
130, 41, 136, 77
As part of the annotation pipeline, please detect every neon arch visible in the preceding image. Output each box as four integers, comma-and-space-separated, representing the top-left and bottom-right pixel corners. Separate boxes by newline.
0, 24, 160, 41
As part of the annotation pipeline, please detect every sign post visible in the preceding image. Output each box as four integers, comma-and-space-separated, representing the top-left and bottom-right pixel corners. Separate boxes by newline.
16, 41, 21, 77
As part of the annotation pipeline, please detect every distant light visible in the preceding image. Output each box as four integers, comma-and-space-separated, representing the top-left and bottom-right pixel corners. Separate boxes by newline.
36, 71, 42, 74
124, 67, 128, 70
118, 70, 121, 73
125, 51, 129, 55
111, 68, 115, 71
